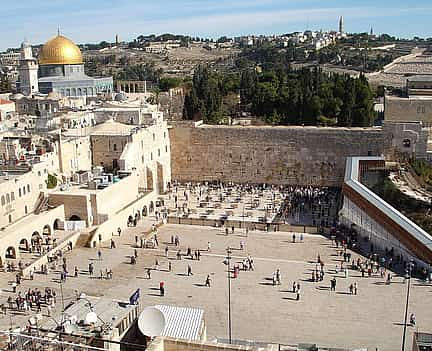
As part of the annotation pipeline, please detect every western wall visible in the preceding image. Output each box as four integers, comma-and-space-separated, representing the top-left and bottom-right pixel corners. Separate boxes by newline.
169, 124, 387, 187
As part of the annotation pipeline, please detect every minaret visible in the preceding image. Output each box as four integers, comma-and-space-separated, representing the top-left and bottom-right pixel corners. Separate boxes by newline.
18, 40, 39, 96
339, 16, 344, 34
370, 27, 374, 36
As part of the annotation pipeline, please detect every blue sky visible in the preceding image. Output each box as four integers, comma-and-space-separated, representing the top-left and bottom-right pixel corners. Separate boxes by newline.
1, 0, 432, 50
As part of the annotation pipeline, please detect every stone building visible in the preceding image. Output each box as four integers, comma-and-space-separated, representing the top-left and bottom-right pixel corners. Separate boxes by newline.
385, 76, 432, 126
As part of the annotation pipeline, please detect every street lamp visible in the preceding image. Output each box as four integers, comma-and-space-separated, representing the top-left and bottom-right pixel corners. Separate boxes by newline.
225, 247, 232, 344
401, 260, 415, 351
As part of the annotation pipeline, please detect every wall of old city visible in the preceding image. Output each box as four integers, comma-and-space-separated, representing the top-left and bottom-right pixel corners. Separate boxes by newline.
169, 125, 386, 187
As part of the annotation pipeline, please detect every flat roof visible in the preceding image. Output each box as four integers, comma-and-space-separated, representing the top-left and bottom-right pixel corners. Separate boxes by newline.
41, 296, 136, 335
155, 305, 204, 341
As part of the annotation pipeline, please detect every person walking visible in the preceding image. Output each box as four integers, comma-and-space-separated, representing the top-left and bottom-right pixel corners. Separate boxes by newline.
97, 250, 102, 260
165, 246, 169, 257
353, 282, 358, 295
147, 268, 151, 279
205, 275, 211, 287
187, 265, 193, 276
89, 262, 94, 276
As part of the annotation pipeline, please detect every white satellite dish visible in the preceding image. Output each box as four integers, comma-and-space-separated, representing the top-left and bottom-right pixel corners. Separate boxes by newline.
138, 307, 166, 337
85, 311, 98, 325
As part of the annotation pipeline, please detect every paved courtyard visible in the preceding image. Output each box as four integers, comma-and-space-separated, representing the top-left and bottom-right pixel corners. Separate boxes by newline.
0, 220, 430, 351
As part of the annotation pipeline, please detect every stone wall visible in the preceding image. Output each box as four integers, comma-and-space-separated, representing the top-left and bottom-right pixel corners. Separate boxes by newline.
385, 95, 432, 127
169, 125, 386, 187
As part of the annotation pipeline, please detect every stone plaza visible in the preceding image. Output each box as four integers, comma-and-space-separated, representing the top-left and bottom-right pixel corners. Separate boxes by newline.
0, 210, 430, 351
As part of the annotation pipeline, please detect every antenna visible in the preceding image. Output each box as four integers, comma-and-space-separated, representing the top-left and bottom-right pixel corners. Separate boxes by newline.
58, 27, 61, 36
137, 307, 166, 337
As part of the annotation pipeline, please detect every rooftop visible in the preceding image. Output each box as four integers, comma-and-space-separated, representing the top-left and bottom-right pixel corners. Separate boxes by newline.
90, 119, 134, 136
407, 75, 432, 82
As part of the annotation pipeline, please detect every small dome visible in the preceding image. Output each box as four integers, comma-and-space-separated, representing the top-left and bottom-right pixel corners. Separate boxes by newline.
47, 91, 61, 99
39, 35, 83, 65
10, 93, 25, 100
114, 92, 127, 102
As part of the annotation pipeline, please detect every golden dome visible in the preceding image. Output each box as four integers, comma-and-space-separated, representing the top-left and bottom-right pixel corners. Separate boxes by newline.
39, 35, 83, 65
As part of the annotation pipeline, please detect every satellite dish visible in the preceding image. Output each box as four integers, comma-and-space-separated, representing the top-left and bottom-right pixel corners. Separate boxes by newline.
138, 307, 166, 337
85, 312, 98, 325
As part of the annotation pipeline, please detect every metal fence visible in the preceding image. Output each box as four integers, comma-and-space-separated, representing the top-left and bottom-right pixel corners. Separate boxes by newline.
0, 331, 147, 351
0, 331, 107, 351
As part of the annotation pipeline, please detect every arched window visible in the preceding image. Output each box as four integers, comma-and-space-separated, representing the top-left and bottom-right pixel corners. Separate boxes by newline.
153, 133, 155, 141
19, 188, 21, 197
23, 186, 26, 195
6, 194, 10, 203
113, 144, 117, 151
1, 195, 5, 206
27, 184, 30, 193
11, 192, 14, 201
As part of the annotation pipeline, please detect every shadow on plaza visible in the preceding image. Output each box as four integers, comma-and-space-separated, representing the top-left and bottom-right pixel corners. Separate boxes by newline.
282, 296, 299, 301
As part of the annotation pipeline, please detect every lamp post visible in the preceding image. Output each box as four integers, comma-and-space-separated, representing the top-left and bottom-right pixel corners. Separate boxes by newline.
226, 247, 232, 344
401, 260, 414, 351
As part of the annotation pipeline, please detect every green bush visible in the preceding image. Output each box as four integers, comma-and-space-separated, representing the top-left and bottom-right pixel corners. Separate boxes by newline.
47, 174, 57, 189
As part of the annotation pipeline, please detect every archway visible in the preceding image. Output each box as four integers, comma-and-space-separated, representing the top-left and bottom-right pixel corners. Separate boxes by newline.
53, 218, 61, 230
5, 246, 16, 259
127, 215, 133, 226
149, 201, 155, 214
43, 224, 51, 236
19, 239, 29, 253
142, 206, 148, 217
135, 211, 141, 221
69, 215, 81, 221
32, 231, 42, 244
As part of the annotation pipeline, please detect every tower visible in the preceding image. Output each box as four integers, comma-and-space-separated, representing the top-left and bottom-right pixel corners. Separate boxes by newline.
339, 16, 344, 34
370, 27, 374, 37
115, 34, 120, 45
18, 40, 39, 95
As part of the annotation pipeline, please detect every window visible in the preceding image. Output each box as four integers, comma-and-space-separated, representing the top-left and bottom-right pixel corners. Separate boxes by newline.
142, 156, 144, 164
19, 188, 21, 197
151, 153, 153, 161
153, 133, 155, 141
8, 215, 12, 223
27, 184, 30, 193
164, 132, 166, 139
158, 149, 160, 157
25, 205, 28, 214
23, 186, 26, 195
165, 145, 168, 153
38, 171, 41, 176
113, 144, 117, 151
403, 139, 411, 148
6, 194, 10, 203
1, 196, 4, 206
11, 192, 14, 201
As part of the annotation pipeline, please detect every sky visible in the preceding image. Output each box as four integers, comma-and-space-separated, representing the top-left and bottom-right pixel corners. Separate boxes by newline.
1, 0, 432, 50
